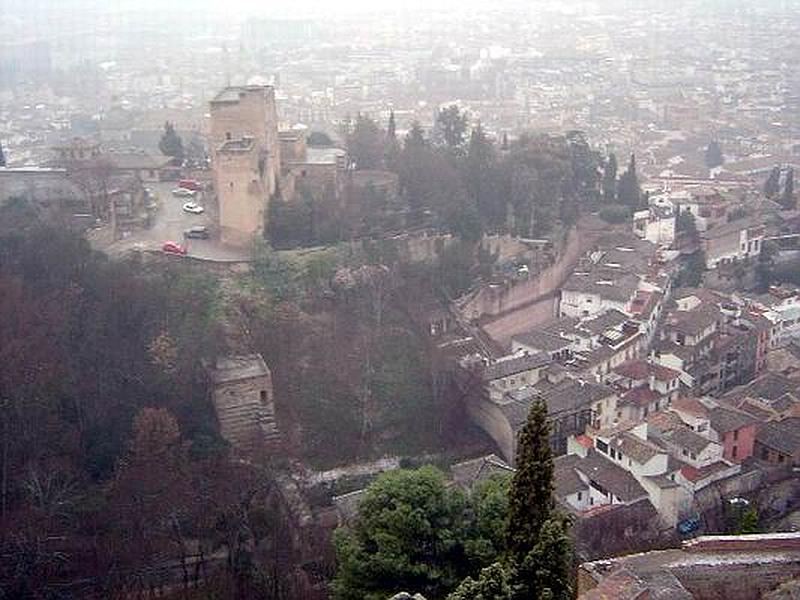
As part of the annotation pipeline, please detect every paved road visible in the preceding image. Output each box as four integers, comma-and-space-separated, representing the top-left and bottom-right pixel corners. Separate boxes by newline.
89, 181, 250, 261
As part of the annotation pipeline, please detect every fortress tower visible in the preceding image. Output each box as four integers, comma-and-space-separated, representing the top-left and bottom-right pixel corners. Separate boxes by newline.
210, 86, 281, 246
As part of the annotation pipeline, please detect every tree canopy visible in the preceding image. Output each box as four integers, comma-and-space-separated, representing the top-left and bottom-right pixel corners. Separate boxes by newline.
159, 121, 184, 163
705, 140, 724, 169
332, 467, 471, 600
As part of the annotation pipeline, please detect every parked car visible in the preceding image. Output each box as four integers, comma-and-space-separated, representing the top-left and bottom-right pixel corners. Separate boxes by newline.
178, 179, 202, 192
162, 241, 187, 255
184, 225, 210, 239
172, 188, 196, 198
182, 202, 204, 214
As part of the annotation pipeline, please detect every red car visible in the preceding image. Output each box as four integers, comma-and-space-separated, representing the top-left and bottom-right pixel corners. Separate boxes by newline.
162, 241, 187, 255
178, 179, 202, 192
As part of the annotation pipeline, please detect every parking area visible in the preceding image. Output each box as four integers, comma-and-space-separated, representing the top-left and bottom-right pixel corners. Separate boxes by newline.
88, 180, 250, 261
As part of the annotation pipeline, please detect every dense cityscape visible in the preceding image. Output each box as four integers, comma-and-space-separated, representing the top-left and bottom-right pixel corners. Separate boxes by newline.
2, 1, 800, 598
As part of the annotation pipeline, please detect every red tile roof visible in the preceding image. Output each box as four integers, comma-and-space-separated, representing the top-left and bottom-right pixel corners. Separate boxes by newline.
614, 359, 680, 382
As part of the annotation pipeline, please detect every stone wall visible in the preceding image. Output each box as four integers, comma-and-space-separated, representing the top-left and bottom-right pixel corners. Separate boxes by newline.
214, 146, 266, 246
572, 499, 676, 562
457, 217, 609, 332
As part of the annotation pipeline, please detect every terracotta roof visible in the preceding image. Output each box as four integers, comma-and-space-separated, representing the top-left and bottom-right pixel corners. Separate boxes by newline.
450, 454, 514, 491
756, 418, 800, 456
680, 460, 734, 483
707, 406, 756, 434
670, 397, 709, 418
614, 359, 680, 382
483, 352, 551, 381
661, 426, 713, 455
620, 386, 661, 408
553, 455, 589, 498
580, 309, 630, 335
665, 303, 720, 336
617, 432, 663, 464
512, 329, 573, 353
576, 449, 649, 503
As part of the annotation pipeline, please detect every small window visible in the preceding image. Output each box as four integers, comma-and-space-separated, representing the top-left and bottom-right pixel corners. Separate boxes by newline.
577, 491, 582, 501
226, 132, 232, 140
733, 430, 738, 441
260, 390, 267, 402
779, 454, 786, 464
732, 446, 738, 459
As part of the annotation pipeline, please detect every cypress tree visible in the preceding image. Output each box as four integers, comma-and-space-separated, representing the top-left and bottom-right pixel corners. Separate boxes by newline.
782, 168, 795, 210
387, 110, 396, 140
764, 166, 781, 198
618, 153, 641, 208
506, 397, 554, 561
0, 139, 5, 167
705, 140, 723, 169
602, 153, 617, 203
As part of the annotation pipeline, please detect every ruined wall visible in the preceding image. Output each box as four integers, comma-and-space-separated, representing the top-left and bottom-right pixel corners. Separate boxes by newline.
674, 560, 800, 600
572, 500, 676, 561
459, 217, 608, 323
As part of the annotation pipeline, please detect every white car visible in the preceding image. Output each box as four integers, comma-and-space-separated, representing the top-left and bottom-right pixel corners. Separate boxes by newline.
172, 188, 196, 198
182, 202, 205, 214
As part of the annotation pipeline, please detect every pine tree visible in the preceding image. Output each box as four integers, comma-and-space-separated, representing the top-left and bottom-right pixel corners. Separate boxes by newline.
507, 398, 554, 561
764, 166, 781, 198
705, 140, 724, 169
781, 168, 795, 210
501, 132, 509, 151
602, 153, 617, 204
387, 110, 396, 140
0, 139, 5, 167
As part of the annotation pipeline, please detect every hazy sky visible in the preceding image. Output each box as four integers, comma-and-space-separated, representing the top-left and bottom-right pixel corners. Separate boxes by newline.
5, 0, 602, 18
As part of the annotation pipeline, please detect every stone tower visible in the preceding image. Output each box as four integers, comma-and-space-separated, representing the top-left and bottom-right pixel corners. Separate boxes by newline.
210, 86, 281, 246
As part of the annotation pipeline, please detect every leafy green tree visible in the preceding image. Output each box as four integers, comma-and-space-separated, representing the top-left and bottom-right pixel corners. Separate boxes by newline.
676, 209, 698, 237
331, 466, 470, 600
756, 240, 779, 292
448, 562, 513, 600
598, 204, 631, 224
602, 153, 617, 204
566, 130, 600, 203
765, 166, 782, 198
678, 249, 707, 287
436, 105, 468, 149
465, 123, 501, 227
507, 398, 554, 561
347, 115, 385, 170
738, 506, 760, 534
464, 475, 511, 569
705, 140, 724, 169
405, 121, 427, 149
159, 121, 184, 163
308, 131, 334, 147
782, 168, 796, 210
617, 153, 642, 209
501, 135, 574, 236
